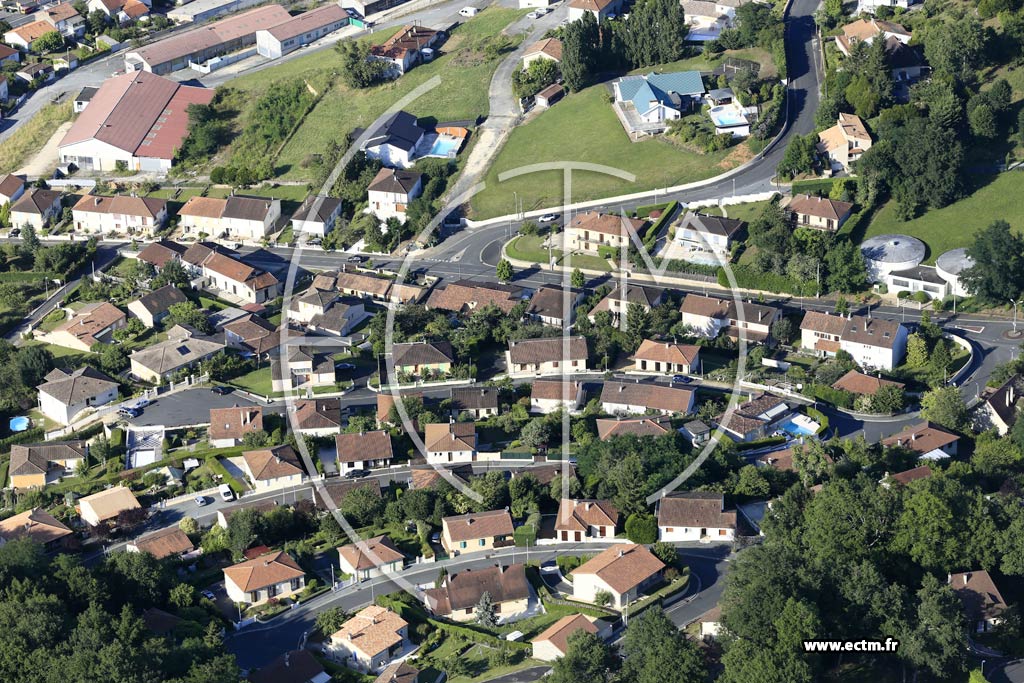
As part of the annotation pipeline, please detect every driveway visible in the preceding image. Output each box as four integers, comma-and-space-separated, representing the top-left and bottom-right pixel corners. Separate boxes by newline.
126, 387, 282, 429
483, 666, 551, 683
991, 660, 1024, 683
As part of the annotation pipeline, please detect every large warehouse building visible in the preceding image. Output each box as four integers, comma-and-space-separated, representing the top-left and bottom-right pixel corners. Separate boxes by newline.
167, 0, 269, 24
58, 71, 215, 173
255, 3, 349, 58
124, 4, 291, 74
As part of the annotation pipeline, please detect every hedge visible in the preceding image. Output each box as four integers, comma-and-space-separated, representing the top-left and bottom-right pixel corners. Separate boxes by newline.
0, 271, 57, 283
806, 407, 830, 435
0, 427, 45, 454
717, 263, 816, 296
808, 383, 854, 409
643, 200, 678, 247
735, 435, 787, 452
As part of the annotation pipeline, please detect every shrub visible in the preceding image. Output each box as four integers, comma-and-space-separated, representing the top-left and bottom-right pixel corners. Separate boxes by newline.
624, 512, 658, 544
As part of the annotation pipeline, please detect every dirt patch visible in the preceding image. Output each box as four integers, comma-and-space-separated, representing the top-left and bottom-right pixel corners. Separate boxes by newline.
15, 120, 73, 177
718, 143, 755, 169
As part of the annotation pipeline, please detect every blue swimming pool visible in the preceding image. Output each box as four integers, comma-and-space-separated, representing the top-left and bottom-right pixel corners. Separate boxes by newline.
428, 135, 463, 157
708, 105, 748, 128
9, 416, 30, 432
777, 415, 819, 437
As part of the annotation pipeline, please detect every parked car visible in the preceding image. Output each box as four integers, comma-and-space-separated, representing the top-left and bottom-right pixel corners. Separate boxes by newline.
194, 495, 207, 506
308, 238, 322, 246
9, 228, 20, 237
200, 589, 216, 601
459, 6, 478, 16
335, 362, 356, 371
431, 532, 441, 544
118, 407, 140, 418
527, 10, 540, 18
211, 385, 232, 395
671, 375, 692, 384
218, 484, 234, 502
346, 254, 365, 263
345, 468, 370, 479
538, 213, 558, 223
134, 398, 151, 409
535, 7, 550, 14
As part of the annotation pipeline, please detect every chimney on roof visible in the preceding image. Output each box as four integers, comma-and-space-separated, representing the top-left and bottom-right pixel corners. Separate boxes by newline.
284, 653, 289, 668
964, 573, 970, 585
618, 549, 624, 557
94, 196, 100, 206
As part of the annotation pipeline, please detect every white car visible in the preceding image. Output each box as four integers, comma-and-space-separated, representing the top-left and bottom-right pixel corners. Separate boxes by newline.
459, 6, 478, 16
535, 7, 550, 14
538, 213, 558, 223
218, 484, 234, 502
527, 10, 540, 18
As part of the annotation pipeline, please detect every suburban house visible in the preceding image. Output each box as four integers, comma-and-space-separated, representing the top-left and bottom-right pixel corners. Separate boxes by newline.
424, 422, 477, 464
0, 45, 17, 69
367, 167, 422, 222
949, 570, 1008, 633
337, 535, 405, 581
449, 386, 500, 419
392, 340, 454, 376
835, 17, 911, 57
526, 285, 586, 328
203, 253, 281, 305
881, 421, 960, 461
831, 369, 905, 397
674, 211, 746, 256
290, 195, 344, 237
208, 406, 264, 448
11, 188, 62, 230
137, 239, 187, 269
216, 499, 281, 529
241, 445, 305, 491
596, 416, 673, 440
372, 662, 420, 683
37, 366, 119, 425
307, 299, 368, 337
977, 374, 1021, 435
274, 345, 334, 389
43, 302, 126, 352
425, 279, 527, 315
554, 498, 618, 542
78, 486, 141, 527
329, 606, 410, 672
857, 0, 915, 13
9, 441, 87, 489
58, 71, 215, 172
321, 269, 424, 305
0, 174, 25, 206
569, 544, 665, 608
587, 284, 664, 327
72, 194, 168, 236
566, 211, 646, 255
885, 36, 925, 82
656, 492, 737, 542
818, 112, 872, 173
223, 550, 306, 605
179, 195, 282, 242
4, 20, 58, 50
530, 379, 585, 414
785, 194, 854, 232
335, 431, 394, 473
292, 398, 343, 436
507, 336, 589, 377
679, 294, 780, 343
532, 614, 608, 661
714, 393, 790, 442
881, 465, 934, 488
441, 509, 514, 556
127, 527, 196, 560
612, 71, 705, 137
522, 37, 562, 66
224, 314, 279, 355
600, 381, 695, 416
89, 0, 151, 24
290, 288, 338, 324
249, 650, 331, 683
631, 339, 700, 375
126, 285, 187, 328
361, 110, 427, 169
376, 391, 423, 428
35, 3, 85, 37
129, 326, 225, 382
680, 0, 750, 41
424, 564, 530, 622
567, 0, 624, 22
0, 508, 72, 550
254, 2, 349, 58
682, 419, 712, 447
800, 311, 908, 370
370, 24, 441, 75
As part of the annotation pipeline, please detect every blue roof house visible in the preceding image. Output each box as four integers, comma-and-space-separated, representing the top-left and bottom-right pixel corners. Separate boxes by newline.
613, 71, 705, 136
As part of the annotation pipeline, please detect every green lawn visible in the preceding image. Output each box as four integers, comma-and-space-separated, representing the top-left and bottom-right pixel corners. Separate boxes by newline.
227, 365, 275, 395
848, 172, 1024, 263
469, 85, 744, 219
227, 8, 528, 180
646, 46, 778, 79
720, 199, 771, 223
506, 234, 612, 271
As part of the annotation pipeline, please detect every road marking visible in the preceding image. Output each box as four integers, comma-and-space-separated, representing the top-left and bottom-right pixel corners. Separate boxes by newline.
954, 325, 984, 334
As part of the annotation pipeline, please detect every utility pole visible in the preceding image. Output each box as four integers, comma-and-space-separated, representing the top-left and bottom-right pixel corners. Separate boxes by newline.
1012, 299, 1022, 333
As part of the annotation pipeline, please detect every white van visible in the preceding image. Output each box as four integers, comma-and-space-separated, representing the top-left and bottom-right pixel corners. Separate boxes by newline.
459, 6, 478, 16
218, 484, 234, 502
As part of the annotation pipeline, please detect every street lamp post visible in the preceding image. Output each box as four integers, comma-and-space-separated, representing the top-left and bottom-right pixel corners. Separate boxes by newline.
1012, 299, 1022, 333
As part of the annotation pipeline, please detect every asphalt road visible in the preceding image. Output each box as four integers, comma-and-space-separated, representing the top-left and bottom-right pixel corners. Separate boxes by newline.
226, 542, 733, 670
992, 660, 1024, 683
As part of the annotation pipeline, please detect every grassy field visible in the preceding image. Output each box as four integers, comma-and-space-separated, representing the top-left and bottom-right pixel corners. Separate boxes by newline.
226, 8, 528, 180
0, 102, 74, 175
469, 85, 745, 219
705, 199, 772, 223
849, 172, 1024, 263
648, 47, 778, 79
505, 234, 611, 271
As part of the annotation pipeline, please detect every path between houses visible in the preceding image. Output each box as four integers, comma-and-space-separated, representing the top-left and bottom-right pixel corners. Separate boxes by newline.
16, 120, 73, 177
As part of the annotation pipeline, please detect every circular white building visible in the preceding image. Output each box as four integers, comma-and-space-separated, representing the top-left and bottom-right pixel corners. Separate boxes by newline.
936, 248, 975, 297
860, 234, 926, 282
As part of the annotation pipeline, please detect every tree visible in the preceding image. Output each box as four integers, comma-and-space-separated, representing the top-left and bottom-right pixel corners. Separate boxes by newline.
315, 607, 349, 636
571, 268, 585, 288
621, 608, 707, 683
845, 75, 882, 118
560, 11, 600, 91
824, 239, 867, 293
593, 589, 613, 606
869, 384, 905, 414
622, 0, 689, 68
778, 134, 817, 179
961, 220, 1024, 303
179, 517, 199, 535
166, 301, 212, 334
226, 507, 262, 557
153, 260, 190, 289
339, 484, 385, 527
735, 464, 770, 498
906, 334, 930, 367
475, 591, 498, 627
520, 418, 550, 449
651, 541, 678, 566
496, 258, 513, 283
771, 317, 794, 344
547, 631, 613, 683
920, 386, 968, 432
969, 102, 998, 138
335, 41, 390, 88
34, 31, 63, 53
624, 512, 658, 543
168, 582, 194, 609
87, 8, 107, 34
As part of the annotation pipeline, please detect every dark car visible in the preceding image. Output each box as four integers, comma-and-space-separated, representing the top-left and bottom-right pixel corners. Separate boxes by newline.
211, 386, 232, 395
344, 468, 370, 479
346, 254, 365, 263
335, 362, 356, 371
118, 407, 140, 418
671, 375, 692, 384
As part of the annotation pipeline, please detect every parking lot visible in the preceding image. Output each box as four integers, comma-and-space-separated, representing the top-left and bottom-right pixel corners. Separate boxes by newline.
126, 387, 284, 429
